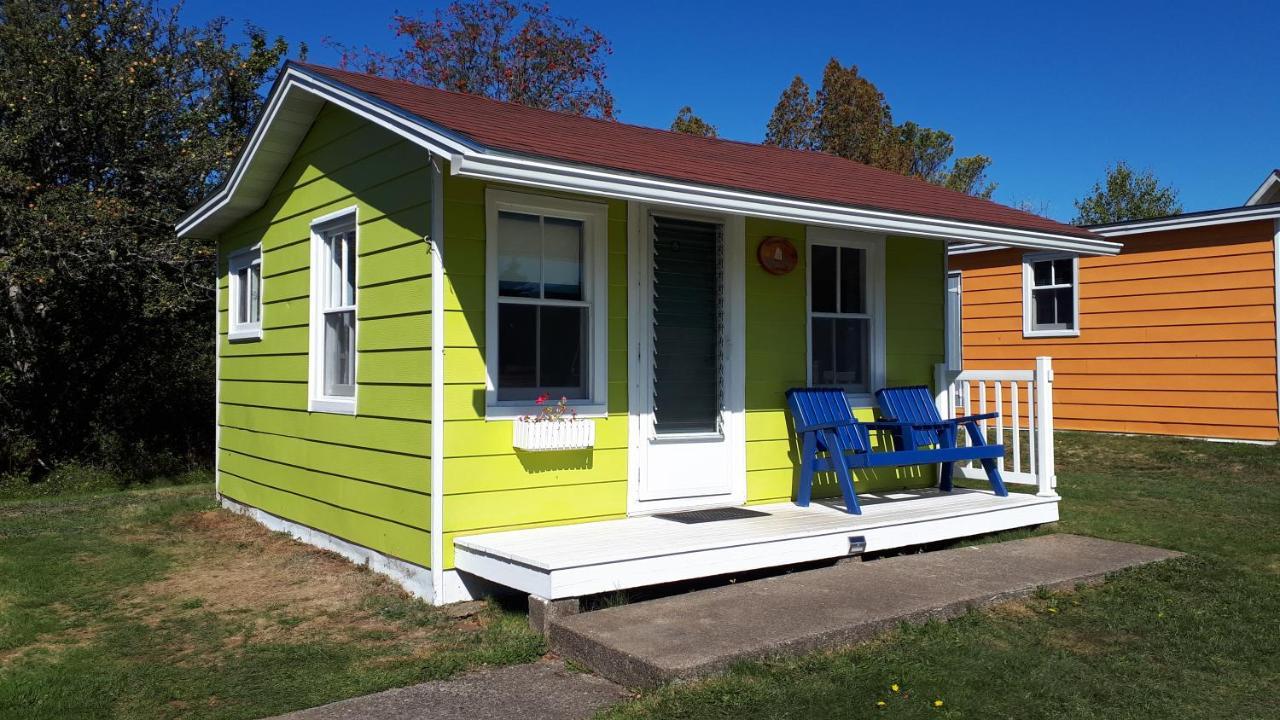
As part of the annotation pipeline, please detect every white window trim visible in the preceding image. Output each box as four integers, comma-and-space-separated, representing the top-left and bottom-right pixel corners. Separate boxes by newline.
308, 206, 359, 415
485, 189, 610, 420
805, 227, 887, 408
227, 243, 264, 342
946, 270, 963, 372
1022, 251, 1080, 338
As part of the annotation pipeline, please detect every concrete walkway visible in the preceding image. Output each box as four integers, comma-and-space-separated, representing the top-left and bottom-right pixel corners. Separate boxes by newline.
268, 660, 629, 720
549, 534, 1182, 687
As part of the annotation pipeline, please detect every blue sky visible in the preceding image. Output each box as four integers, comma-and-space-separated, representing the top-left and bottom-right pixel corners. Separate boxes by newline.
178, 0, 1278, 222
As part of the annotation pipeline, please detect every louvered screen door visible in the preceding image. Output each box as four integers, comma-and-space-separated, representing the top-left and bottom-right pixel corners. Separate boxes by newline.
636, 213, 735, 505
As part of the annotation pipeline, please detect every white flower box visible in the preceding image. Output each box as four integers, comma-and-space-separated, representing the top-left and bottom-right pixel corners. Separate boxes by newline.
512, 417, 595, 452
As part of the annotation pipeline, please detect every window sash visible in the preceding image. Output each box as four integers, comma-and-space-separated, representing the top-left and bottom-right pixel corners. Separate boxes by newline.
809, 241, 875, 394
311, 213, 358, 409
1024, 254, 1078, 334
491, 202, 597, 406
229, 248, 262, 336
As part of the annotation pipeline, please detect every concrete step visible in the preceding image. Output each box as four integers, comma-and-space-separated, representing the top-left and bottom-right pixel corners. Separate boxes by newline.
548, 534, 1182, 688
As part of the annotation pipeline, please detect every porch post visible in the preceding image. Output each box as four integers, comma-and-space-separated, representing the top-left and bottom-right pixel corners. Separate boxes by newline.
1034, 356, 1056, 497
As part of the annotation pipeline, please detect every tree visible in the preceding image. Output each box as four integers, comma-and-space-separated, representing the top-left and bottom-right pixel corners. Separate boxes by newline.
762, 59, 996, 197
813, 59, 895, 167
764, 76, 816, 150
670, 106, 717, 137
331, 0, 614, 118
942, 155, 997, 199
1073, 162, 1181, 224
0, 0, 290, 480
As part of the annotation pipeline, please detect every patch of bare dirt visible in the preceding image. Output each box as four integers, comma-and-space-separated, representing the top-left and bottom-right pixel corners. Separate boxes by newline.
1044, 628, 1137, 656
987, 600, 1037, 619
123, 509, 468, 655
0, 624, 99, 667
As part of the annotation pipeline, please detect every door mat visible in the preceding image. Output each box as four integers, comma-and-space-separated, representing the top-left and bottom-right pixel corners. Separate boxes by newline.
654, 507, 771, 524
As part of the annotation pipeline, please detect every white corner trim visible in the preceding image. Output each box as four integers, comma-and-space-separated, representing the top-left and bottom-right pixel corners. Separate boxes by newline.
804, 226, 888, 396
221, 495, 434, 600
1273, 219, 1280, 438
429, 159, 446, 604
1021, 251, 1080, 338
482, 189, 610, 415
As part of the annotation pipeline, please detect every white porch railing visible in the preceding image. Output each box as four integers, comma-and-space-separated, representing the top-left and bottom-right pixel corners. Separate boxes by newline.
933, 356, 1056, 498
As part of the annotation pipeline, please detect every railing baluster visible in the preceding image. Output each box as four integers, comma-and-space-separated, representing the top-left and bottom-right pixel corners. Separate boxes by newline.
1011, 381, 1021, 474
994, 381, 1004, 470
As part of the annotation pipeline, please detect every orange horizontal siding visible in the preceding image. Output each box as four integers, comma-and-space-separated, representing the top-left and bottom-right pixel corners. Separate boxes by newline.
951, 220, 1279, 441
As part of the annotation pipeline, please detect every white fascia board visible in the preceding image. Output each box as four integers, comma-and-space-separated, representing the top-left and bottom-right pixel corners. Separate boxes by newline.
451, 153, 1121, 255
1090, 204, 1280, 237
1246, 171, 1279, 206
176, 65, 472, 239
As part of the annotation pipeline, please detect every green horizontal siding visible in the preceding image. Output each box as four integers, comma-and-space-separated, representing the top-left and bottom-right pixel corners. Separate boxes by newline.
743, 218, 947, 505
216, 103, 433, 568
439, 174, 629, 568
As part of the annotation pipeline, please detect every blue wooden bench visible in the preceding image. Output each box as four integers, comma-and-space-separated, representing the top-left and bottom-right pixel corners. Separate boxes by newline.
786, 386, 1008, 516
875, 385, 1008, 498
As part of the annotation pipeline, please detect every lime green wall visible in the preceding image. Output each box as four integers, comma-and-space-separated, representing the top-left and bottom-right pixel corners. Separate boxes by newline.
216, 103, 434, 567
743, 219, 946, 505
438, 173, 629, 568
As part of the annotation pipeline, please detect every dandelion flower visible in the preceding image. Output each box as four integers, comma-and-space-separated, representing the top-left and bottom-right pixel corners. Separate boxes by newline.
876, 700, 886, 708
891, 683, 899, 692
934, 699, 944, 708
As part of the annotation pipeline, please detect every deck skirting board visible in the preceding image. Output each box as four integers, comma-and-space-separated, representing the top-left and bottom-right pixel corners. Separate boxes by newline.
220, 494, 435, 602
454, 492, 1060, 600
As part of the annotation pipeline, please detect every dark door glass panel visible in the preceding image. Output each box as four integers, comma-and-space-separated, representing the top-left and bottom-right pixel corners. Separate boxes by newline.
651, 216, 721, 434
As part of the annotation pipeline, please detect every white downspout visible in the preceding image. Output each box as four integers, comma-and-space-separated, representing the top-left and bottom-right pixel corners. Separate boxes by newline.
430, 157, 446, 603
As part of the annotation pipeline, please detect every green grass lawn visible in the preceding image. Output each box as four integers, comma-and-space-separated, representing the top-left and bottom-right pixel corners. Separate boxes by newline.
600, 432, 1280, 719
0, 481, 544, 720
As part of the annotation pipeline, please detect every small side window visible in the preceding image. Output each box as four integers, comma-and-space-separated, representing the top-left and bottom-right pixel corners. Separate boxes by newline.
1023, 252, 1079, 337
227, 245, 263, 342
309, 208, 358, 414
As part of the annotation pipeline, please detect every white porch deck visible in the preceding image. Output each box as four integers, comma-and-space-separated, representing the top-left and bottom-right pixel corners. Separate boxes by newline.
454, 488, 1060, 600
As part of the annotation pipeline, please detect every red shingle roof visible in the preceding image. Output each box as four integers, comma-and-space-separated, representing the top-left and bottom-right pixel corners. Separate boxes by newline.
301, 63, 1094, 239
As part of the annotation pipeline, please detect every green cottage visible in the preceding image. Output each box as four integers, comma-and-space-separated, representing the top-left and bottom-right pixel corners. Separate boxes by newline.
178, 62, 1118, 606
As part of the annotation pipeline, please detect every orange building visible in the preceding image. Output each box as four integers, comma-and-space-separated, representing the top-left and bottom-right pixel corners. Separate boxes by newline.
949, 174, 1280, 442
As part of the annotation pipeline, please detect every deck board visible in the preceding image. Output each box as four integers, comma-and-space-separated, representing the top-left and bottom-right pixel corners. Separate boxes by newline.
455, 489, 1057, 595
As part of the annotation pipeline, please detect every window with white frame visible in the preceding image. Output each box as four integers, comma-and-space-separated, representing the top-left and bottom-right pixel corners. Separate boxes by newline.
310, 209, 358, 413
227, 245, 262, 341
807, 231, 884, 399
1023, 252, 1079, 337
486, 190, 608, 416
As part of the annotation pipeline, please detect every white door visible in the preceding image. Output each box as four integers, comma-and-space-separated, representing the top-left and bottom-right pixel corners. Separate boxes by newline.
629, 208, 745, 512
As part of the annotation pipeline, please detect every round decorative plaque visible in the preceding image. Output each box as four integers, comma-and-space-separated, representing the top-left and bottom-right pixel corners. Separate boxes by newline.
757, 236, 798, 275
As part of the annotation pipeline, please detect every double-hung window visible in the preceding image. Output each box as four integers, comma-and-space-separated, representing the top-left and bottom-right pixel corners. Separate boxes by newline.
806, 230, 885, 403
309, 208, 358, 413
1023, 252, 1079, 337
227, 245, 262, 341
485, 190, 608, 417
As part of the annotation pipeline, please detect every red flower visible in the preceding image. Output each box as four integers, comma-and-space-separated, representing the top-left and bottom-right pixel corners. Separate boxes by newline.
535, 393, 550, 405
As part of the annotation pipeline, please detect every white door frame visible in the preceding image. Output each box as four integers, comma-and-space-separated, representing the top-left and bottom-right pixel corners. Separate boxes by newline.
626, 201, 747, 515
